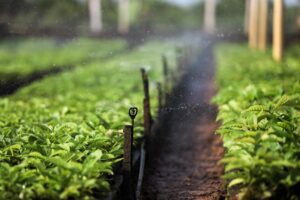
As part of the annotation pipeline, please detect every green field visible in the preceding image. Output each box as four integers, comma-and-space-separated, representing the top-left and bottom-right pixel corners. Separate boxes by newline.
213, 44, 300, 199
0, 38, 176, 199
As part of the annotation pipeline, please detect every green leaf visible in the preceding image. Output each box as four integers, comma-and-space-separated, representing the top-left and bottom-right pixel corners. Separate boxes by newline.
28, 152, 45, 160
228, 178, 246, 188
274, 95, 290, 109
246, 105, 269, 112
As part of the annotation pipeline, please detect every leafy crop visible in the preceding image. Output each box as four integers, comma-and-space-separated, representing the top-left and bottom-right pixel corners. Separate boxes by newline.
213, 44, 300, 199
0, 38, 126, 84
0, 41, 176, 199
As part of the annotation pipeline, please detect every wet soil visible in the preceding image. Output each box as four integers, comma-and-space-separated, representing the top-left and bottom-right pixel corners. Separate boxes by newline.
142, 41, 225, 200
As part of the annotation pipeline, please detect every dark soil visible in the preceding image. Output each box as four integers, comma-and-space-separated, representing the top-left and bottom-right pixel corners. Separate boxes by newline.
142, 41, 225, 200
0, 66, 73, 96
0, 44, 131, 97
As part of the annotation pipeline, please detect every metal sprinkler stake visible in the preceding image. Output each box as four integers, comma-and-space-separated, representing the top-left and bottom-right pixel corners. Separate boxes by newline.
122, 107, 138, 200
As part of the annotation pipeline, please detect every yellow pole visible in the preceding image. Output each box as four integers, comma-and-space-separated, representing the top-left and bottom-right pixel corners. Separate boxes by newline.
272, 0, 284, 62
249, 0, 259, 48
258, 0, 268, 51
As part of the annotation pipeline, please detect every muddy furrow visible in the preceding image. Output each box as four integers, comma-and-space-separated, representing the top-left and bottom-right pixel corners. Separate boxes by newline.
142, 41, 224, 200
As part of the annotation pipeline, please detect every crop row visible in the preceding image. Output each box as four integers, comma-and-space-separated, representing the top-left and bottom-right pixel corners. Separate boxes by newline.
213, 44, 300, 199
0, 41, 176, 199
0, 38, 126, 84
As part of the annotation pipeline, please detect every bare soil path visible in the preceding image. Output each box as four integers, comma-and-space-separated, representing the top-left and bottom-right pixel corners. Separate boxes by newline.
142, 41, 224, 200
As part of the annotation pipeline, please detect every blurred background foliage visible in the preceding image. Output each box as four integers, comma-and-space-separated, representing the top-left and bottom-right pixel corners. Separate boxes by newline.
0, 0, 299, 36
0, 0, 203, 35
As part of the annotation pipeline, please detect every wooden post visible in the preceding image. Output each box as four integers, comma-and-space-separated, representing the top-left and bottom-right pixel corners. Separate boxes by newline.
88, 0, 102, 34
273, 0, 284, 62
244, 0, 251, 34
162, 55, 169, 100
118, 0, 130, 34
162, 55, 169, 84
249, 0, 259, 48
141, 69, 151, 141
122, 125, 133, 200
258, 0, 268, 51
204, 0, 216, 34
157, 82, 162, 114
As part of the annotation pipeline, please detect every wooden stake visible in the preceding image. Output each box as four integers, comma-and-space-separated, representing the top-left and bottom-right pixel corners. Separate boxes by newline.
122, 125, 133, 200
258, 0, 268, 51
157, 82, 162, 114
273, 0, 284, 62
141, 69, 149, 100
141, 69, 151, 141
162, 55, 169, 101
249, 0, 259, 48
162, 55, 169, 91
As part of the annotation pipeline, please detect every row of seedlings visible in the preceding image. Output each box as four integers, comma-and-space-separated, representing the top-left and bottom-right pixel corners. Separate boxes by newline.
0, 39, 126, 96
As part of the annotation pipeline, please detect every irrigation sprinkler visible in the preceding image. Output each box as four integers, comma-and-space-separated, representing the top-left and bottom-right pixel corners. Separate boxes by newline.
129, 106, 138, 127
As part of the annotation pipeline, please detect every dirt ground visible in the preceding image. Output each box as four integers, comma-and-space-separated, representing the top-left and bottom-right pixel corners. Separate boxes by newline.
142, 41, 225, 200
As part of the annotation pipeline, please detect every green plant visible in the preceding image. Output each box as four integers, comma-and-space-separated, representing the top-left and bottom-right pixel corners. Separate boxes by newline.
0, 38, 126, 85
213, 44, 300, 199
0, 40, 177, 199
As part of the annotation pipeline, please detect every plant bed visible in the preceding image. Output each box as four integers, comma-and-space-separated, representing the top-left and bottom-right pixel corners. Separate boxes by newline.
0, 41, 178, 199
0, 38, 127, 93
213, 43, 300, 199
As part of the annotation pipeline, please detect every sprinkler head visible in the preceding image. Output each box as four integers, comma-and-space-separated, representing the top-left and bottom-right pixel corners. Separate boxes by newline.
129, 107, 138, 120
